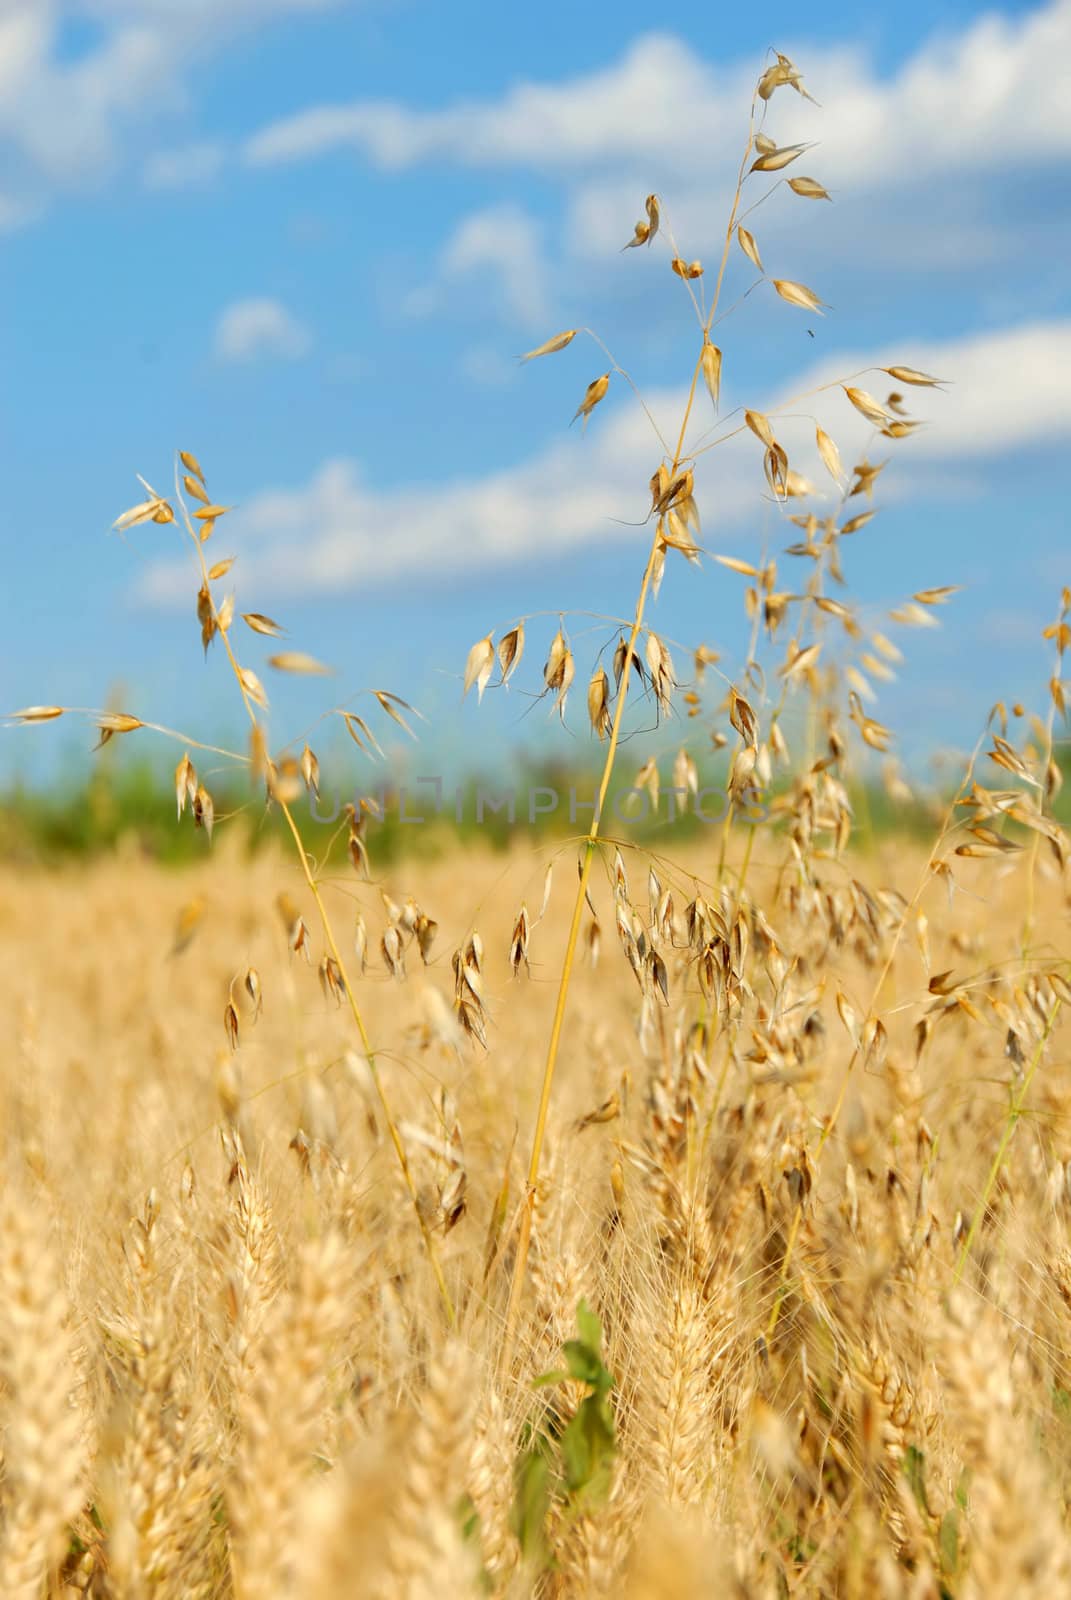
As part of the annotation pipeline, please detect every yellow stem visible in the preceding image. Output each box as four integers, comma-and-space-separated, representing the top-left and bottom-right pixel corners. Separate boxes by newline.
178, 483, 455, 1324
953, 994, 1063, 1284
498, 104, 761, 1377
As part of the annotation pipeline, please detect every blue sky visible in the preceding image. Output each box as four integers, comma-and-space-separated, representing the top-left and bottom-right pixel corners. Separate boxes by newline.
2, 0, 1069, 790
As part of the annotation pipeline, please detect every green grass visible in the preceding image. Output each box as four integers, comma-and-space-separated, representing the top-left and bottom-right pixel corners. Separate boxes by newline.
0, 746, 961, 866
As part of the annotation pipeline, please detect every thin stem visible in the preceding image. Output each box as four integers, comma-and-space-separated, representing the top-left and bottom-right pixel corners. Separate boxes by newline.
175, 474, 455, 1324
499, 100, 760, 1377
953, 995, 1063, 1284
276, 799, 457, 1324
499, 515, 669, 1375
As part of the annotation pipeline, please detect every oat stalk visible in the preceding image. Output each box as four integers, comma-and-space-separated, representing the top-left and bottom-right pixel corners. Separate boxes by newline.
500, 96, 760, 1374
174, 476, 456, 1327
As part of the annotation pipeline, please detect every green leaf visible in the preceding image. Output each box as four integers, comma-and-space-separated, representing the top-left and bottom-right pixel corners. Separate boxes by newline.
575, 1298, 602, 1353
560, 1390, 616, 1506
562, 1338, 606, 1388
511, 1444, 553, 1569
903, 1444, 930, 1514
939, 1509, 960, 1577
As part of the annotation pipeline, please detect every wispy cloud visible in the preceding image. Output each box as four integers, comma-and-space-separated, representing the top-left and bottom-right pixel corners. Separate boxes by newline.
213, 297, 312, 362
0, 0, 350, 222
406, 203, 551, 329
137, 318, 1071, 602
236, 4, 1071, 326
244, 5, 1071, 188
142, 141, 225, 191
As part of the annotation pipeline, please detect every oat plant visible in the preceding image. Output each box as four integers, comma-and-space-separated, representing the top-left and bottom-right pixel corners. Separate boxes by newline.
472, 51, 950, 1364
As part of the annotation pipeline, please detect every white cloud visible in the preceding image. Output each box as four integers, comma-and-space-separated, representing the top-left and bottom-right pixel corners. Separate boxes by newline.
137, 318, 1071, 602
0, 0, 350, 220
244, 33, 727, 172
213, 296, 311, 361
441, 204, 550, 327
235, 4, 1071, 330
406, 203, 550, 329
142, 139, 224, 190
245, 4, 1071, 189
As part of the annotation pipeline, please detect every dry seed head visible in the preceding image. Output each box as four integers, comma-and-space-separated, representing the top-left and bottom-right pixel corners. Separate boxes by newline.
700, 338, 722, 409
97, 712, 143, 735
520, 329, 577, 361
175, 752, 197, 818
816, 425, 843, 483
751, 142, 808, 172
339, 710, 385, 757
497, 624, 525, 684
673, 747, 698, 806
300, 743, 320, 795
843, 386, 891, 426
114, 489, 174, 531
373, 688, 420, 738
576, 1093, 621, 1132
319, 955, 345, 1005
267, 650, 332, 675
588, 666, 611, 739
623, 220, 650, 249
737, 226, 763, 272
193, 783, 214, 839
10, 705, 65, 724
238, 666, 268, 708
571, 372, 610, 428
197, 582, 216, 653
645, 632, 676, 714
850, 458, 886, 497
509, 904, 530, 977
883, 364, 943, 386
745, 409, 775, 447
772, 278, 826, 314
242, 612, 285, 638
170, 894, 205, 954
463, 634, 495, 701
544, 628, 575, 718
758, 53, 816, 102
381, 925, 406, 980
788, 175, 831, 200
764, 441, 789, 498
613, 632, 645, 691
636, 755, 659, 811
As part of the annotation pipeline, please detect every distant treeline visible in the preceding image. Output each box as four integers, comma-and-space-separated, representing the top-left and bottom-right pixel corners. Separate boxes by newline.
0, 746, 997, 866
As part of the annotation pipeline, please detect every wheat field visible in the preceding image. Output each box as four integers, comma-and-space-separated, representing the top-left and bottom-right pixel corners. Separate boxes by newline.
2, 821, 1071, 1598
4, 44, 1071, 1600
